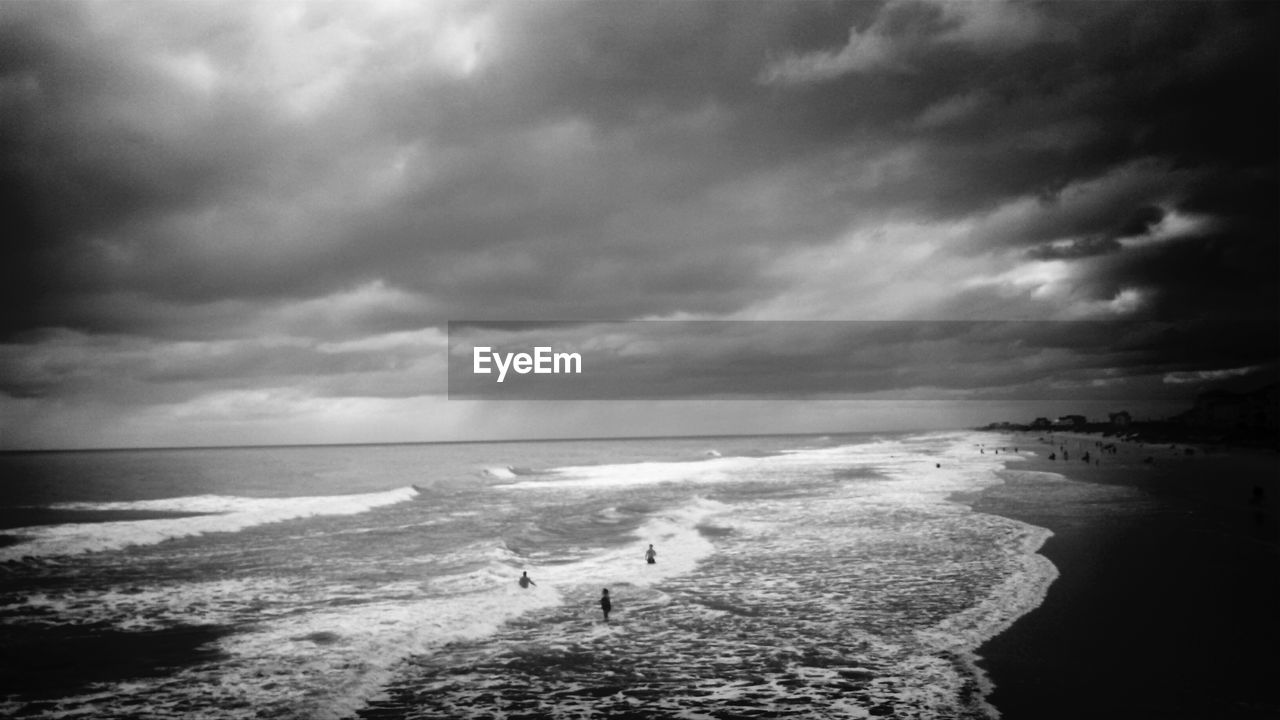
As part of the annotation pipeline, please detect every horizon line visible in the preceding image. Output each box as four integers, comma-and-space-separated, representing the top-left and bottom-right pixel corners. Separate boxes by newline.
0, 427, 963, 455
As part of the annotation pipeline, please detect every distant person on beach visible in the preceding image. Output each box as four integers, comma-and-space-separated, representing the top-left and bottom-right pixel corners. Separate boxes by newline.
600, 588, 612, 621
519, 571, 536, 588
645, 544, 657, 564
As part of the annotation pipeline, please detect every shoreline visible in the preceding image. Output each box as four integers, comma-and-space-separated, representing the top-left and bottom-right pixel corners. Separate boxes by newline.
972, 432, 1279, 719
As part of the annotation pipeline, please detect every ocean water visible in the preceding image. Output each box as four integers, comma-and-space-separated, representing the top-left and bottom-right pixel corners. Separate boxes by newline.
0, 431, 1056, 719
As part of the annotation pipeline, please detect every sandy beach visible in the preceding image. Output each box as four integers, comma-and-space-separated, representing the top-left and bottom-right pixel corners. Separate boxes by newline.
974, 433, 1280, 719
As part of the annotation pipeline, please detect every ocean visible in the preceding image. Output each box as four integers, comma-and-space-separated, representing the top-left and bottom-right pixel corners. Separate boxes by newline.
1, 431, 1057, 719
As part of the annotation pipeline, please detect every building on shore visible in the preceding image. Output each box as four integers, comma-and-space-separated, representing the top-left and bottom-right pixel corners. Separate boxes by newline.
1176, 384, 1278, 435
1108, 411, 1132, 427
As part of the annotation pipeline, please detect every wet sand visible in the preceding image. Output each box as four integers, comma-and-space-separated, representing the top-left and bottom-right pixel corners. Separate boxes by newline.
974, 434, 1280, 719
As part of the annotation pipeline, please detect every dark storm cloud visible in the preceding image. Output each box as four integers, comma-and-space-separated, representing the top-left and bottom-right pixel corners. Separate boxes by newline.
4, 1, 819, 338
754, 1, 1277, 284
0, 0, 1276, 446
5, 2, 1275, 332
1026, 236, 1122, 261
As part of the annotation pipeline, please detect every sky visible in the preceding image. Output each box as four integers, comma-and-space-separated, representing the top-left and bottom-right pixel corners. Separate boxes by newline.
1, 0, 1277, 450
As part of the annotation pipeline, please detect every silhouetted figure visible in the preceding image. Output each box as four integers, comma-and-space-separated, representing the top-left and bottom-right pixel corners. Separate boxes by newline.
518, 571, 535, 588
600, 588, 612, 621
645, 544, 657, 564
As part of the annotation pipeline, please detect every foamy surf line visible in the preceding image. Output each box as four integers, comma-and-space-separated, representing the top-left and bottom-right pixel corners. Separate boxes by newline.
493, 444, 871, 492
180, 499, 727, 720
490, 430, 1012, 493
205, 582, 566, 720
519, 496, 727, 590
2, 575, 567, 720
822, 430, 1061, 718
917, 520, 1058, 720
934, 433, 1060, 718
0, 486, 420, 561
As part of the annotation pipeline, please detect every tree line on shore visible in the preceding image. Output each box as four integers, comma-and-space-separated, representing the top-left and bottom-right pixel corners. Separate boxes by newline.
980, 383, 1278, 451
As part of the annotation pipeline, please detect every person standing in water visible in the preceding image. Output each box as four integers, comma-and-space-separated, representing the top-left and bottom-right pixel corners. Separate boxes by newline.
518, 571, 536, 588
600, 588, 612, 621
645, 544, 657, 564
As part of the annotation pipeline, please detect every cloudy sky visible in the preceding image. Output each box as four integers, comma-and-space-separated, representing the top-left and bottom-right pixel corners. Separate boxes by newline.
2, 0, 1276, 449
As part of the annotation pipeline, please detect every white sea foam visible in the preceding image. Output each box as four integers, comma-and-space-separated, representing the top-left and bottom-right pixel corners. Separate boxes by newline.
525, 496, 726, 590
205, 581, 566, 720
13, 576, 414, 632
914, 518, 1059, 718
498, 444, 866, 491
515, 457, 741, 488
138, 497, 732, 718
498, 431, 1006, 496
7, 572, 566, 720
0, 486, 420, 561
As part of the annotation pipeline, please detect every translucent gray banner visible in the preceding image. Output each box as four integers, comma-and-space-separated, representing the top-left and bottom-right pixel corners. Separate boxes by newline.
446, 320, 1277, 401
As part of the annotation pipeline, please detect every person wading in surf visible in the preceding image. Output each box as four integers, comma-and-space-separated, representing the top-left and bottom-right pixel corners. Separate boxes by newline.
518, 571, 536, 588
600, 588, 612, 621
645, 544, 657, 564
